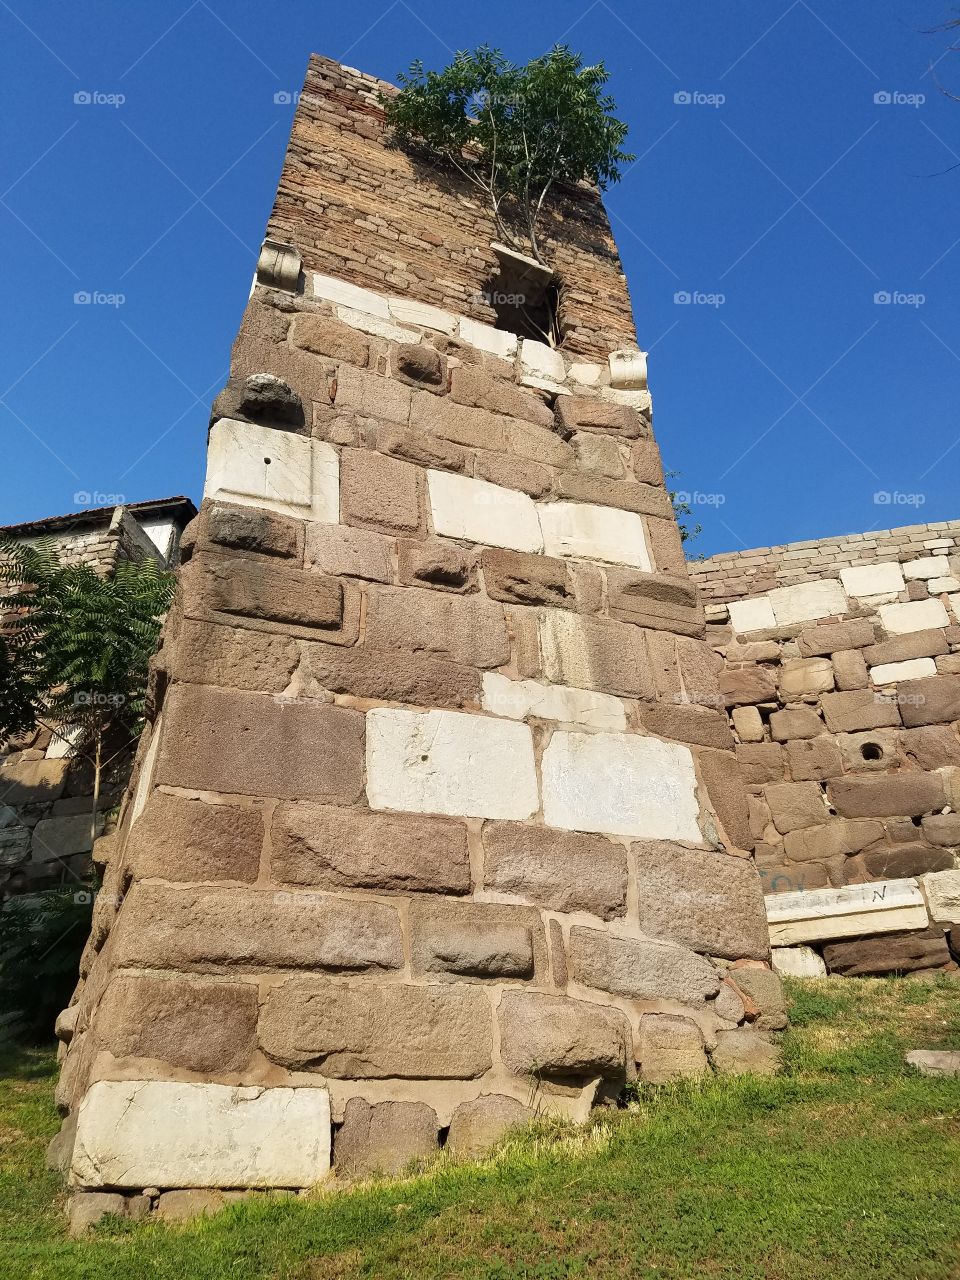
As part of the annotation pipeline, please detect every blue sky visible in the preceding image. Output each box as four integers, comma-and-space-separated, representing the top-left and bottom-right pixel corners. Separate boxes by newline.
2, 0, 958, 555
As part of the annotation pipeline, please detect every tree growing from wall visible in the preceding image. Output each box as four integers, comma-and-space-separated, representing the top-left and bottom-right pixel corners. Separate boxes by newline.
382, 45, 634, 269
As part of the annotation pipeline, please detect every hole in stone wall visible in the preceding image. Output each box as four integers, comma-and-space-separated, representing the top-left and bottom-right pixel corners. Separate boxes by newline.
486, 244, 562, 346
861, 742, 883, 761
437, 1124, 450, 1149
912, 815, 923, 827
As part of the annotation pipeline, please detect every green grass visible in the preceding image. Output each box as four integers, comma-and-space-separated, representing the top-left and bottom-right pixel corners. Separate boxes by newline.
3, 976, 960, 1280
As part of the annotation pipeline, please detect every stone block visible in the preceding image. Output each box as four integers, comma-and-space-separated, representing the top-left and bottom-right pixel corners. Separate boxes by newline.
719, 666, 778, 707
779, 657, 834, 698
474, 448, 552, 498
903, 555, 951, 580
366, 708, 538, 820
857, 843, 953, 880
901, 725, 960, 769
457, 316, 518, 358
411, 392, 505, 451
863, 629, 949, 666
335, 1099, 438, 1177
506, 419, 575, 469
71, 1080, 331, 1189
710, 1029, 780, 1077
765, 878, 929, 945
480, 547, 575, 610
30, 814, 101, 863
498, 992, 631, 1080
631, 438, 664, 485
388, 297, 457, 333
272, 802, 471, 895
340, 449, 421, 534
770, 945, 827, 978
782, 819, 883, 861
394, 342, 444, 385
449, 365, 553, 425
905, 1050, 960, 1078
409, 900, 541, 979
763, 782, 828, 834
556, 396, 643, 438
155, 1190, 234, 1223
125, 792, 262, 882
0, 757, 68, 805
186, 553, 343, 634
696, 748, 752, 848
334, 365, 412, 423
828, 772, 944, 818
785, 737, 843, 782
170, 620, 300, 694
821, 689, 902, 733
768, 580, 847, 626
204, 418, 338, 522
67, 1192, 128, 1235
639, 703, 734, 750
259, 979, 493, 1078
427, 470, 543, 553
554, 472, 673, 520
112, 883, 403, 974
205, 502, 302, 560
481, 672, 626, 731
365, 585, 509, 668
569, 927, 720, 1004
921, 813, 960, 847
542, 730, 701, 841
878, 599, 950, 635
797, 619, 875, 657
94, 974, 257, 1073
637, 1015, 709, 1082
761, 862, 829, 894
732, 706, 764, 742
839, 562, 904, 597
728, 968, 786, 1032
305, 523, 394, 583
922, 870, 960, 922
300, 637, 481, 709
537, 501, 652, 569
871, 657, 937, 685
538, 611, 655, 698
157, 685, 364, 803
898, 673, 960, 727
574, 432, 625, 478
372, 423, 469, 473
727, 596, 777, 634
736, 743, 784, 785
399, 538, 477, 592
633, 843, 769, 960
482, 821, 627, 919
832, 649, 868, 690
313, 272, 391, 317
291, 313, 370, 365
446, 1095, 532, 1158
769, 707, 825, 741
606, 569, 704, 636
822, 927, 951, 977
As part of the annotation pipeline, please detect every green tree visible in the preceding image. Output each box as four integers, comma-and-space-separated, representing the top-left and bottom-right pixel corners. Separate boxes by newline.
0, 536, 174, 847
382, 45, 633, 268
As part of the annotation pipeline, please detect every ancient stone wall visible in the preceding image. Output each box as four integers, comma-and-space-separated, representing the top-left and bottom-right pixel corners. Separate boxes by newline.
52, 57, 776, 1207
689, 526, 960, 979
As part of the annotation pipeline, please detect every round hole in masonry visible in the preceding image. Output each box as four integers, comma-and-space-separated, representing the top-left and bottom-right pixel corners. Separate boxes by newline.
263, 457, 272, 464
861, 742, 883, 761
912, 815, 923, 827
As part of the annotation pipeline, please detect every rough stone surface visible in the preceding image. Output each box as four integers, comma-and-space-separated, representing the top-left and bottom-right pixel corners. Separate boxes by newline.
67, 1192, 127, 1236
633, 843, 770, 960
306, 524, 394, 582
905, 1050, 960, 1078
272, 803, 471, 894
366, 708, 538, 820
481, 547, 575, 610
365, 585, 509, 669
711, 1029, 780, 1077
482, 672, 626, 731
259, 980, 493, 1078
446, 1095, 533, 1157
637, 1015, 709, 1082
71, 1081, 331, 1188
541, 731, 701, 841
335, 1099, 438, 1176
498, 992, 631, 1080
771, 945, 828, 978
822, 927, 951, 976
538, 610, 655, 698
569, 928, 720, 1004
410, 900, 540, 979
125, 792, 263, 882
828, 773, 945, 818
922, 870, 960, 923
728, 968, 787, 1032
482, 822, 627, 919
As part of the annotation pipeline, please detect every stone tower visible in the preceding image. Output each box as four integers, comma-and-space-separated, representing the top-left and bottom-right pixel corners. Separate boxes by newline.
53, 55, 772, 1196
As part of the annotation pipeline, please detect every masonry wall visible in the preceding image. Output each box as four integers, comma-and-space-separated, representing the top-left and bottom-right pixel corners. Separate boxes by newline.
52, 57, 778, 1206
689, 525, 960, 954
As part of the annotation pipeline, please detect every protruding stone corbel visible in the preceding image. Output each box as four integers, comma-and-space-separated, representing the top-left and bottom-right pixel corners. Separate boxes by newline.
609, 348, 648, 390
256, 237, 302, 293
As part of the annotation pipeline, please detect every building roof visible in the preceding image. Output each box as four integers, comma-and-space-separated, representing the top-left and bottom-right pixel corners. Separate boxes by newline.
2, 496, 197, 538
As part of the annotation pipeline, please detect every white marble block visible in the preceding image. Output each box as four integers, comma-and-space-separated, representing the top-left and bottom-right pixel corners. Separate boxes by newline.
768, 580, 847, 626
728, 596, 777, 634
878, 599, 950, 635
839, 562, 904, 597
537, 501, 652, 569
427, 471, 543, 553
770, 945, 827, 978
481, 672, 626, 731
205, 419, 339, 522
71, 1081, 331, 1188
541, 731, 701, 840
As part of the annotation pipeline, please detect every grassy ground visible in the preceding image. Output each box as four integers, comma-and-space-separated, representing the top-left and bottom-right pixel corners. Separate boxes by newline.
3, 976, 960, 1280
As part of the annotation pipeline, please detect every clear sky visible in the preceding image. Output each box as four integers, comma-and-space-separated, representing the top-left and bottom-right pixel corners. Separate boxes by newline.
2, 0, 958, 555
